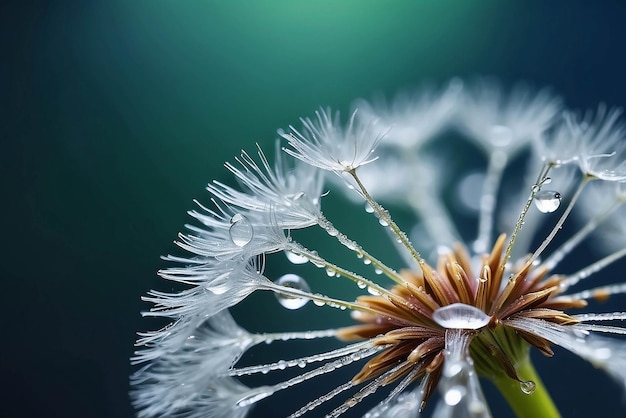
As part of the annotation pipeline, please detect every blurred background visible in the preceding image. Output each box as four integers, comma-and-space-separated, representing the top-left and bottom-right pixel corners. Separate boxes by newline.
3, 1, 626, 417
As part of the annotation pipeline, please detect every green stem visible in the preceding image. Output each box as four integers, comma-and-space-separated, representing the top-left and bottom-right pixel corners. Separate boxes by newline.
491, 355, 560, 418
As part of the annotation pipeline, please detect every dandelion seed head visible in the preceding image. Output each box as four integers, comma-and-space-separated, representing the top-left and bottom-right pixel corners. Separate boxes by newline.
133, 79, 626, 417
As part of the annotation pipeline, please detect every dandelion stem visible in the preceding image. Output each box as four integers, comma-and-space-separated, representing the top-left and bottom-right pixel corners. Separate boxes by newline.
503, 162, 553, 270
492, 355, 561, 418
316, 214, 407, 285
562, 244, 626, 289
285, 241, 398, 297
348, 169, 424, 265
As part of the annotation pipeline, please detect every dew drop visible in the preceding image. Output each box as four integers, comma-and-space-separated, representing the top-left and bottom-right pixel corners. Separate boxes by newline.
357, 281, 367, 289
311, 259, 325, 268
325, 268, 335, 277
432, 303, 491, 330
313, 299, 326, 307
520, 380, 536, 395
286, 251, 309, 265
444, 385, 466, 406
534, 190, 561, 213
374, 267, 383, 275
378, 218, 389, 227
236, 388, 272, 407
367, 286, 381, 296
363, 258, 372, 265
229, 213, 254, 247
542, 177, 552, 185
365, 203, 375, 213
274, 274, 311, 310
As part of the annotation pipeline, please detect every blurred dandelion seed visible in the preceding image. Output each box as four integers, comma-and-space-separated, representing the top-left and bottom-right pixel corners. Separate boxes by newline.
132, 79, 626, 418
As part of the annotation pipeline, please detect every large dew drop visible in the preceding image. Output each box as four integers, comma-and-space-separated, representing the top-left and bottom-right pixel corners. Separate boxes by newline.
274, 274, 311, 310
533, 190, 561, 213
229, 213, 254, 247
433, 303, 491, 330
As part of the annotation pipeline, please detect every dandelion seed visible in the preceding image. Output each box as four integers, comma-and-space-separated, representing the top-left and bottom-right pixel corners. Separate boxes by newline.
133, 79, 626, 418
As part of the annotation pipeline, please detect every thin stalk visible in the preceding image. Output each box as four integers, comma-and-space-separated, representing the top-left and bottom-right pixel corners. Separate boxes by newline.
502, 162, 553, 270
562, 245, 626, 289
348, 169, 424, 265
285, 241, 397, 297
316, 214, 407, 285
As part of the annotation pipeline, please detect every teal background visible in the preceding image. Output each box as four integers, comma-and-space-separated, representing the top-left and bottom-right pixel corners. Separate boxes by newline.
3, 1, 626, 417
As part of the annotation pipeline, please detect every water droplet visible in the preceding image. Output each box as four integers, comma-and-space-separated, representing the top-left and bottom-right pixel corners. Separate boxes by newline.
277, 360, 287, 370
363, 258, 372, 265
236, 388, 272, 407
313, 298, 326, 307
357, 281, 367, 289
367, 286, 381, 296
534, 190, 561, 213
325, 268, 335, 277
365, 203, 374, 213
520, 380, 536, 395
444, 385, 466, 406
286, 251, 309, 265
433, 303, 491, 330
327, 228, 339, 237
297, 360, 307, 368
378, 218, 389, 227
229, 214, 254, 247
374, 267, 383, 275
488, 125, 513, 147
274, 274, 311, 310
311, 259, 325, 268
542, 177, 552, 184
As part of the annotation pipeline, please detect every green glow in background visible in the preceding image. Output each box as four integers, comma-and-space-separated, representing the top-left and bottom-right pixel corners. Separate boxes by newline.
3, 1, 626, 417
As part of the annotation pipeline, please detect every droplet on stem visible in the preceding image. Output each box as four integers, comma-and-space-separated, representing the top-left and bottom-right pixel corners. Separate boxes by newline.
534, 190, 561, 213
274, 274, 311, 310
286, 251, 309, 264
520, 380, 536, 394
229, 213, 254, 247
